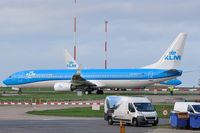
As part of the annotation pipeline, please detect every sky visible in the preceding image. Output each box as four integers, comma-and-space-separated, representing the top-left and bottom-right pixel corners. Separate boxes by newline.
0, 0, 200, 87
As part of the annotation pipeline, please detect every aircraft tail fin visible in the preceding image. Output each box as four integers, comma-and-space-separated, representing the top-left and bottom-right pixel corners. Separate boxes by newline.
144, 32, 187, 69
64, 49, 78, 69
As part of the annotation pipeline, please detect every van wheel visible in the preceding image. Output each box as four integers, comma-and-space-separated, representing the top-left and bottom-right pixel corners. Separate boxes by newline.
152, 118, 158, 126
152, 123, 157, 126
131, 118, 138, 127
152, 118, 159, 126
108, 117, 113, 125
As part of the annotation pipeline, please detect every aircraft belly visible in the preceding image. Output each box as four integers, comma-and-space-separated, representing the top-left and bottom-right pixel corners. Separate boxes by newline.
99, 77, 176, 88
99, 80, 149, 88
13, 80, 68, 89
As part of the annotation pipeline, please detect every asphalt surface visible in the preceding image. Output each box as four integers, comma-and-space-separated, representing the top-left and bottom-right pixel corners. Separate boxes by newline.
0, 119, 153, 133
0, 105, 170, 133
0, 94, 199, 133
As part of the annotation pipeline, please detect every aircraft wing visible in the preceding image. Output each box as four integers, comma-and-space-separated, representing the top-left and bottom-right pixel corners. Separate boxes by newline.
70, 65, 98, 91
71, 73, 96, 86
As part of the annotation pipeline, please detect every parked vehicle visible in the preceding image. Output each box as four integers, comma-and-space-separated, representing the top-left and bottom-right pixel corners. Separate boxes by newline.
174, 102, 200, 114
104, 96, 158, 126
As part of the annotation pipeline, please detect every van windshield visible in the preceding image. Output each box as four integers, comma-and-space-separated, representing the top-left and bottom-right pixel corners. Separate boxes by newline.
192, 105, 200, 113
134, 103, 155, 112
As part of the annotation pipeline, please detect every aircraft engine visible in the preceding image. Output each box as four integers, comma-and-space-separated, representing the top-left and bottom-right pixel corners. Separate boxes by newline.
54, 82, 72, 91
11, 87, 20, 91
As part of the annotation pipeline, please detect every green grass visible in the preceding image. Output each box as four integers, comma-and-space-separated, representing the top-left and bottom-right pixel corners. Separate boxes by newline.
0, 92, 106, 102
27, 104, 173, 118
27, 107, 104, 117
155, 104, 173, 118
0, 87, 198, 102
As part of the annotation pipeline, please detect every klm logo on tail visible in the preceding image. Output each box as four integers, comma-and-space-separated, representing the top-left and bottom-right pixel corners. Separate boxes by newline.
67, 61, 77, 68
164, 51, 181, 61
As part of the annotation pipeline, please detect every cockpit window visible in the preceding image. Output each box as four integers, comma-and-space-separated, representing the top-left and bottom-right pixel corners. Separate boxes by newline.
9, 76, 12, 78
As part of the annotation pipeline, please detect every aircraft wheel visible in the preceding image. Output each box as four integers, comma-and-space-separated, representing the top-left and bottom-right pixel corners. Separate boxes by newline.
85, 91, 89, 95
18, 88, 22, 94
88, 91, 92, 94
100, 90, 104, 94
96, 90, 104, 95
84, 90, 92, 95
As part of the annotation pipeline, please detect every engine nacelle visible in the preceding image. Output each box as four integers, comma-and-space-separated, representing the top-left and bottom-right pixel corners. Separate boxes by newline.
54, 82, 72, 92
12, 87, 20, 91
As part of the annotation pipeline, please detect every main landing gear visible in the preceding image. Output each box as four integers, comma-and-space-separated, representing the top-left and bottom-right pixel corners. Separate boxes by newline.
18, 88, 22, 94
76, 87, 104, 95
84, 90, 92, 95
96, 89, 104, 95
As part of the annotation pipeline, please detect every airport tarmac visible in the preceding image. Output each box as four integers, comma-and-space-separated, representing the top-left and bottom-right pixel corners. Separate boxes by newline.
0, 119, 151, 133
145, 95, 200, 103
0, 105, 195, 133
0, 105, 87, 120
0, 94, 199, 120
0, 94, 199, 133
0, 105, 162, 133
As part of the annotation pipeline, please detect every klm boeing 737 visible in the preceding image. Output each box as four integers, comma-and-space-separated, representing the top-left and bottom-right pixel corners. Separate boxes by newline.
64, 46, 182, 87
3, 33, 187, 94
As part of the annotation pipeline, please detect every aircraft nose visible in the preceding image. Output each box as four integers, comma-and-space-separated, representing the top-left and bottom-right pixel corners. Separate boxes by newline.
2, 78, 9, 85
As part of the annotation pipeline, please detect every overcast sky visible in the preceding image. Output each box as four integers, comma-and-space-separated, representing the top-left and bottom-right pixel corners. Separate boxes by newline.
0, 0, 199, 87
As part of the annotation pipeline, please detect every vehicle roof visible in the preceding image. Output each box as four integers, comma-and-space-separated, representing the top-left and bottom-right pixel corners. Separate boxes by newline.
106, 96, 151, 103
175, 102, 200, 106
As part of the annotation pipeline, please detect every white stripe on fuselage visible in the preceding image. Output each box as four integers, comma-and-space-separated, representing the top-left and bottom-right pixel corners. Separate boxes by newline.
10, 76, 176, 89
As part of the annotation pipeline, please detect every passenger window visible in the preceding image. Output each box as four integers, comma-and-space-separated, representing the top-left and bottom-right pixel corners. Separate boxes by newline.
128, 103, 135, 112
187, 105, 194, 113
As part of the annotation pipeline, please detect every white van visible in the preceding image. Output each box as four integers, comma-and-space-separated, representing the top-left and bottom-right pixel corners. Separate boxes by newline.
104, 96, 158, 126
174, 102, 200, 114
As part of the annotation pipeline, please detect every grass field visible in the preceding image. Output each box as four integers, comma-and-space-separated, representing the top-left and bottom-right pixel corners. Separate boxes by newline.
27, 104, 173, 118
0, 87, 198, 102
155, 104, 173, 118
0, 92, 106, 102
27, 107, 104, 117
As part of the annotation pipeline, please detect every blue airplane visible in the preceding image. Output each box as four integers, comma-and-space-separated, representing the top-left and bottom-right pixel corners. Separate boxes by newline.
3, 33, 187, 94
64, 45, 182, 87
